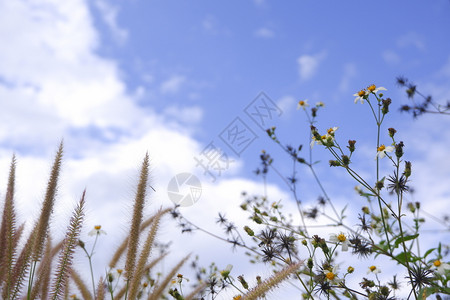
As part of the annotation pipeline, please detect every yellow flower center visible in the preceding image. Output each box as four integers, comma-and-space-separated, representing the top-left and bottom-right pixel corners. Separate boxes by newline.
326, 272, 335, 280
434, 260, 441, 267
299, 100, 306, 106
369, 266, 377, 272
143, 282, 148, 287
117, 269, 123, 274
337, 234, 346, 242
327, 128, 334, 134
321, 135, 327, 140
358, 90, 366, 97
94, 225, 102, 230
377, 145, 386, 152
233, 296, 242, 300
367, 84, 376, 92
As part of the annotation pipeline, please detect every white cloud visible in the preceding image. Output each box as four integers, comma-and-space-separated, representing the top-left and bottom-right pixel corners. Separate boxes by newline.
202, 14, 218, 34
382, 49, 401, 64
276, 95, 296, 117
0, 3, 263, 296
253, 0, 267, 7
163, 105, 203, 124
297, 51, 327, 81
94, 0, 128, 44
254, 27, 275, 38
438, 54, 450, 78
160, 75, 186, 94
397, 32, 426, 51
338, 63, 357, 93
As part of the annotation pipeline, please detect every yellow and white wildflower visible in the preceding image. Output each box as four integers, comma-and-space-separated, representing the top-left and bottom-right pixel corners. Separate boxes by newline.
330, 233, 350, 252
367, 265, 381, 274
297, 99, 309, 109
324, 266, 342, 285
432, 260, 450, 275
375, 144, 394, 159
88, 225, 107, 236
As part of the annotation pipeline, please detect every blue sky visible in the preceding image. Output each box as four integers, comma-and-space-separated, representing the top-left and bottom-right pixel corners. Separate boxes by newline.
1, 0, 450, 298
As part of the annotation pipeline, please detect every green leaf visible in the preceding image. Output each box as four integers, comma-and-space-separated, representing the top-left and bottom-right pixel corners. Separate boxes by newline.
417, 286, 450, 299
423, 248, 436, 259
394, 251, 410, 264
361, 192, 376, 197
394, 234, 419, 248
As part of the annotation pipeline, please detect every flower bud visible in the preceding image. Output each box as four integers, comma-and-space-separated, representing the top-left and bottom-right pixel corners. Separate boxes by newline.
381, 98, 391, 115
307, 258, 314, 269
329, 160, 340, 167
403, 161, 412, 178
244, 226, 254, 236
341, 155, 350, 166
395, 141, 404, 158
388, 128, 397, 138
347, 140, 356, 153
237, 275, 249, 290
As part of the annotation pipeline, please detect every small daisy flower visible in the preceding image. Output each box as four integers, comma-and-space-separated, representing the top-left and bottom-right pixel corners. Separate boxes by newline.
311, 134, 335, 148
367, 84, 387, 95
327, 127, 338, 136
297, 99, 309, 109
171, 273, 187, 285
88, 225, 107, 236
353, 89, 368, 104
324, 266, 342, 285
316, 101, 325, 107
367, 265, 381, 274
220, 264, 233, 280
432, 260, 450, 275
329, 233, 350, 252
375, 145, 394, 159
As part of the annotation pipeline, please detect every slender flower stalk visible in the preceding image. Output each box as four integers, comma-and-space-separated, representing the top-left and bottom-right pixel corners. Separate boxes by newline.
0, 155, 18, 296
124, 153, 150, 283
71, 268, 93, 300
128, 209, 168, 299
242, 261, 303, 299
50, 191, 86, 300
32, 142, 64, 261
148, 255, 190, 300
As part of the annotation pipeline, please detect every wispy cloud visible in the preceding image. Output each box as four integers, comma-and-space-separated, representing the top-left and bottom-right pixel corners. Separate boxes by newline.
254, 27, 275, 38
397, 32, 426, 51
202, 14, 219, 34
160, 75, 186, 94
276, 95, 296, 117
338, 63, 357, 93
382, 49, 401, 64
297, 51, 327, 81
94, 0, 128, 44
163, 105, 203, 124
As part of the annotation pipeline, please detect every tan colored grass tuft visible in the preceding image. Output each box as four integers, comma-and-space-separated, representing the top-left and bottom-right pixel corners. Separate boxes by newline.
32, 142, 63, 261
128, 208, 169, 299
125, 153, 150, 281
0, 155, 18, 295
147, 254, 191, 300
50, 191, 85, 299
242, 261, 303, 300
